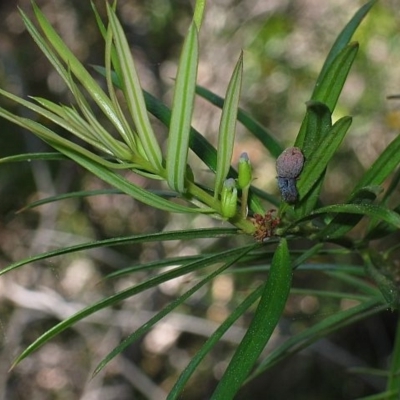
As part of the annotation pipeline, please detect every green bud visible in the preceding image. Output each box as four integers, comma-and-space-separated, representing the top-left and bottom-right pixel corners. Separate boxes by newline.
237, 152, 252, 189
221, 178, 238, 218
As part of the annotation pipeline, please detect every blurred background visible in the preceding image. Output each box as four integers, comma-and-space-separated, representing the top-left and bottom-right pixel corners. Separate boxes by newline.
0, 0, 399, 399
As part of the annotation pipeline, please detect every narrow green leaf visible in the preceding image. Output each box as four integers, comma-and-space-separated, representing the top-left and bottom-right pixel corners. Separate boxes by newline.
166, 23, 199, 193
193, 0, 206, 29
322, 203, 400, 228
91, 1, 106, 36
295, 44, 357, 150
0, 87, 133, 162
214, 53, 243, 197
105, 245, 276, 281
0, 152, 66, 163
16, 189, 179, 214
305, 203, 400, 240
365, 204, 400, 241
295, 1, 375, 212
317, 186, 381, 240
353, 134, 400, 195
380, 168, 400, 205
91, 68, 268, 211
103, 255, 203, 280
91, 65, 269, 214
250, 298, 384, 379
34, 96, 133, 161
295, 0, 375, 151
24, 3, 130, 146
107, 4, 163, 171
91, 2, 123, 84
324, 270, 381, 297
299, 101, 332, 155
16, 189, 122, 213
292, 243, 324, 269
296, 116, 352, 205
94, 244, 256, 376
104, 24, 138, 156
142, 90, 269, 212
320, 132, 400, 240
211, 238, 292, 399
141, 89, 216, 172
294, 102, 332, 216
0, 106, 134, 171
0, 227, 238, 276
363, 250, 399, 308
54, 144, 215, 214
317, 0, 376, 81
291, 288, 370, 302
9, 245, 256, 369
196, 85, 283, 158
314, 43, 359, 112
169, 285, 263, 400
63, 66, 138, 159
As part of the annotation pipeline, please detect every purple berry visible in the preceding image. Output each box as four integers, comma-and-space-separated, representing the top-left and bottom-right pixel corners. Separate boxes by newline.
276, 147, 304, 203
276, 147, 304, 179
277, 177, 298, 203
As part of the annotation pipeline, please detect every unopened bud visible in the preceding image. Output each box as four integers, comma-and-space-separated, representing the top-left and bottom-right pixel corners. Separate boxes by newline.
237, 152, 252, 189
221, 178, 238, 218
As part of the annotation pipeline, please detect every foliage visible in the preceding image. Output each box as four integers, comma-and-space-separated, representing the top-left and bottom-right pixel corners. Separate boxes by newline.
1, 1, 400, 399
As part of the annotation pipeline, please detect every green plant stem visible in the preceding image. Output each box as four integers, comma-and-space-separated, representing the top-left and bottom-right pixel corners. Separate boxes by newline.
186, 180, 256, 234
240, 185, 250, 218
